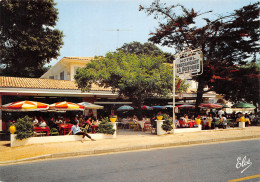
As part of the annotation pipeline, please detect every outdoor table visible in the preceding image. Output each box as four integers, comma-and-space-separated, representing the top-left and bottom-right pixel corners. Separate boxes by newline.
136, 120, 147, 131
59, 124, 73, 135
34, 127, 49, 136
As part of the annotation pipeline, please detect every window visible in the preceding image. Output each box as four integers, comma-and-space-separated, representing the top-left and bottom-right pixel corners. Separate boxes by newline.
49, 76, 54, 79
60, 71, 64, 80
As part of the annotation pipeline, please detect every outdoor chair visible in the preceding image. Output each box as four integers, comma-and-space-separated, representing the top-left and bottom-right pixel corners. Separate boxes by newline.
151, 126, 156, 134
128, 121, 138, 130
33, 131, 45, 137
143, 121, 152, 132
50, 128, 59, 136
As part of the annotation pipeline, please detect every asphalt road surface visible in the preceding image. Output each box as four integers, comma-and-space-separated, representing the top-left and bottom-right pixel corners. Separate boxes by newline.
0, 140, 259, 182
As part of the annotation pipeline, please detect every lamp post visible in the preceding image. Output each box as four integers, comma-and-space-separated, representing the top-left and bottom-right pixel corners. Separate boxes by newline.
173, 59, 176, 132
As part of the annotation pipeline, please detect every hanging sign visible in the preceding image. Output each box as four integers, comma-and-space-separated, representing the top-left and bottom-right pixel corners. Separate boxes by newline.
175, 49, 203, 76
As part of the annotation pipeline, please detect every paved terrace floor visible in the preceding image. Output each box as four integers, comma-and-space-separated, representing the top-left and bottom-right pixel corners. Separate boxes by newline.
0, 127, 259, 162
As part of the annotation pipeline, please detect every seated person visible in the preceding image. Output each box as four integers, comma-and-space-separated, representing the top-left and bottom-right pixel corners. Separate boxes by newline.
85, 117, 98, 132
183, 114, 190, 127
39, 120, 47, 127
85, 117, 93, 126
133, 115, 138, 122
78, 116, 85, 127
68, 121, 95, 143
175, 116, 180, 128
48, 117, 57, 128
33, 116, 39, 126
55, 116, 63, 125
39, 116, 48, 125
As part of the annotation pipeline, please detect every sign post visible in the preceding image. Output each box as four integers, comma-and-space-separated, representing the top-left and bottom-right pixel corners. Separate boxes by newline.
172, 48, 203, 133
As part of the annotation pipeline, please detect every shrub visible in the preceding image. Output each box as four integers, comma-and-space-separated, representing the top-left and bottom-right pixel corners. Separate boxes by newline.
97, 117, 115, 135
15, 115, 34, 140
161, 114, 173, 132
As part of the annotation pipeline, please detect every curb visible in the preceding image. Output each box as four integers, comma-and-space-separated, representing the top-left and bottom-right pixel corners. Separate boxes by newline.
1, 135, 260, 165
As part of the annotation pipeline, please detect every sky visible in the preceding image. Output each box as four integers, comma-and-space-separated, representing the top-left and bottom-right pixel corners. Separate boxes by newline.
50, 0, 258, 66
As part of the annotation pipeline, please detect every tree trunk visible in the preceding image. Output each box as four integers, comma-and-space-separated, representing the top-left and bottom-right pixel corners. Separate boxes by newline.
195, 78, 205, 116
253, 100, 258, 114
136, 94, 143, 120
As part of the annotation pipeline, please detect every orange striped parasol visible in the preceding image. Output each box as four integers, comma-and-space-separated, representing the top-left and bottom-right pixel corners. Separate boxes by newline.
1, 101, 49, 111
49, 101, 84, 111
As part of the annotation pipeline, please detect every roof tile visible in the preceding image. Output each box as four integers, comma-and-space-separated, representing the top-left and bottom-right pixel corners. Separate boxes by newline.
0, 76, 111, 91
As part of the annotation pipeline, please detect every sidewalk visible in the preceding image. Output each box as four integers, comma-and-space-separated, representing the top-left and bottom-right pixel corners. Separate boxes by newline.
0, 127, 259, 164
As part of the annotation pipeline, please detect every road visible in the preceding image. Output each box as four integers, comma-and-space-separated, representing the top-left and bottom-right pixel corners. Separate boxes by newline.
0, 140, 259, 182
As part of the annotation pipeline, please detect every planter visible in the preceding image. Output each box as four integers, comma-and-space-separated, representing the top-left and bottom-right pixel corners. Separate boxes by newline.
11, 133, 117, 147
157, 116, 163, 120
110, 118, 117, 122
9, 125, 16, 134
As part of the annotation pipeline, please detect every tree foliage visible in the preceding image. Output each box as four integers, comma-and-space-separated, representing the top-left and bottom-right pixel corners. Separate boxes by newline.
0, 0, 63, 77
140, 1, 260, 112
117, 41, 174, 63
75, 51, 189, 116
212, 62, 260, 106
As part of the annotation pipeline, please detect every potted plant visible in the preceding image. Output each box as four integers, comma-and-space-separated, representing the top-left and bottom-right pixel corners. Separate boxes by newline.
161, 119, 173, 132
161, 114, 173, 133
109, 113, 117, 122
156, 113, 163, 120
98, 117, 115, 135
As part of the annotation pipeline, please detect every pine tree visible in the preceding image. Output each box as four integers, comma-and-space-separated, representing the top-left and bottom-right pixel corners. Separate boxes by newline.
0, 0, 64, 77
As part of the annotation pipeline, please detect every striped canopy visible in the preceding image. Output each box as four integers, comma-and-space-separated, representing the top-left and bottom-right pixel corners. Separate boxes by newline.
49, 101, 84, 111
1, 100, 49, 112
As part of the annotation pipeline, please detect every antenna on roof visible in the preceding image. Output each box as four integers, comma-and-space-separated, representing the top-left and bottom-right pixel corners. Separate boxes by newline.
104, 29, 133, 49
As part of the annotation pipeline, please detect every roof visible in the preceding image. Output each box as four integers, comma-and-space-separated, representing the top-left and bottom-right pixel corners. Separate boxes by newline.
0, 76, 111, 91
61, 57, 94, 64
40, 57, 95, 79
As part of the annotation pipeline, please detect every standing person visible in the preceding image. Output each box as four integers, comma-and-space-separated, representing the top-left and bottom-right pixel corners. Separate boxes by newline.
220, 115, 227, 129
68, 121, 95, 143
218, 109, 224, 118
249, 113, 255, 123
206, 114, 213, 129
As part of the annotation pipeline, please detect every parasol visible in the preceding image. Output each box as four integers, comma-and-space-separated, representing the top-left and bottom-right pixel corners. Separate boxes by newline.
199, 103, 223, 109
142, 105, 153, 110
151, 106, 166, 109
163, 105, 174, 108
1, 100, 49, 112
177, 104, 195, 109
49, 101, 84, 111
232, 102, 256, 109
78, 102, 104, 109
231, 102, 256, 113
117, 105, 134, 111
